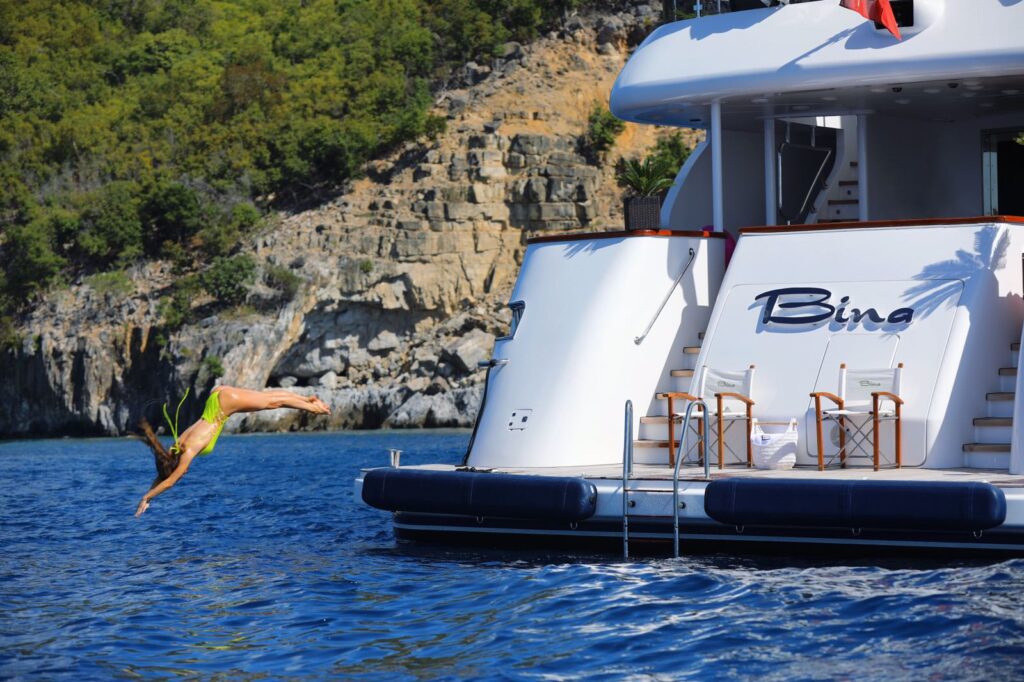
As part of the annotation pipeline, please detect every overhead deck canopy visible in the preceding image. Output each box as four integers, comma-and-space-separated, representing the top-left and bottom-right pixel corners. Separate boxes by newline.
611, 0, 1024, 129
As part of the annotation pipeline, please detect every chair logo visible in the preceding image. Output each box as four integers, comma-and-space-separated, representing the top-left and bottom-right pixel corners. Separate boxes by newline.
858, 380, 882, 387
754, 287, 914, 327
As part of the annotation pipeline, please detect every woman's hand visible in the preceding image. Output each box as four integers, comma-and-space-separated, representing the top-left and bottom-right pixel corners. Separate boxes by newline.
135, 497, 150, 517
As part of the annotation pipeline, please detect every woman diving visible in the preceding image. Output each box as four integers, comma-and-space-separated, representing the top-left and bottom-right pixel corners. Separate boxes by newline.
135, 386, 331, 517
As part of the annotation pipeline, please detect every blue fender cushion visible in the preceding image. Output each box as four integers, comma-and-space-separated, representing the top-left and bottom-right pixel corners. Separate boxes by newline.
704, 478, 1006, 531
362, 468, 598, 522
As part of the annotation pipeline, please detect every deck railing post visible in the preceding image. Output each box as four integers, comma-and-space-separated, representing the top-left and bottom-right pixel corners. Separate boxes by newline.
764, 118, 777, 226
1011, 320, 1024, 474
711, 100, 724, 231
623, 400, 634, 559
857, 113, 869, 221
673, 399, 708, 558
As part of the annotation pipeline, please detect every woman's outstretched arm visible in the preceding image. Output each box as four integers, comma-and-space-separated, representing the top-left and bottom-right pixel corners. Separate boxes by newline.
135, 446, 197, 517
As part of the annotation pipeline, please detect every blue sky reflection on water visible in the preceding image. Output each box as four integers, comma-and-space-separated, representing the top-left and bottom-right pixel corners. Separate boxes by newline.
2, 430, 1024, 680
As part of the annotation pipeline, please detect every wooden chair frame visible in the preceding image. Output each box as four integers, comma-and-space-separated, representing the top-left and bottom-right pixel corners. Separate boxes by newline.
663, 366, 756, 469
810, 363, 904, 472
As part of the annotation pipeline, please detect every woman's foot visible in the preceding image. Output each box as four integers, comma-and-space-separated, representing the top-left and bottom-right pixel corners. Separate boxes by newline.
306, 395, 331, 415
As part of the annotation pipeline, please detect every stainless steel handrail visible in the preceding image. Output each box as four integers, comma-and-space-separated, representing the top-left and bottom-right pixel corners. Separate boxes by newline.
672, 399, 708, 558
634, 248, 697, 345
1011, 321, 1024, 475
622, 399, 634, 559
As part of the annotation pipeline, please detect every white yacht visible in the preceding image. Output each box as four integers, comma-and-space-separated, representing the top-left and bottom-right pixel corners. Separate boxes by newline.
358, 0, 1024, 555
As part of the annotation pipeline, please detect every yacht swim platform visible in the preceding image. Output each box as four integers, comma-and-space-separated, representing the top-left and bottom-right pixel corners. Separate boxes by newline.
397, 463, 1024, 488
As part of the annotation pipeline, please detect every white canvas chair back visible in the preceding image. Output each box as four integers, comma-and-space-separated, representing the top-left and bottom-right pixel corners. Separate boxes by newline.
697, 365, 755, 414
838, 365, 902, 412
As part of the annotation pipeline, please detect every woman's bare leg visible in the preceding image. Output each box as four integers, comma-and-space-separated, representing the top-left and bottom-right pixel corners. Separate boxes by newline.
215, 386, 330, 416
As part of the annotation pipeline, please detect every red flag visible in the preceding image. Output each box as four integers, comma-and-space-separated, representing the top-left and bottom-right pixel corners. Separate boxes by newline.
840, 0, 902, 40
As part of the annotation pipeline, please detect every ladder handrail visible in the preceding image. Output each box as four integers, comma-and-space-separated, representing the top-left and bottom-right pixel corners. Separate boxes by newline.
1011, 322, 1024, 475
622, 399, 634, 558
673, 399, 709, 558
634, 247, 697, 345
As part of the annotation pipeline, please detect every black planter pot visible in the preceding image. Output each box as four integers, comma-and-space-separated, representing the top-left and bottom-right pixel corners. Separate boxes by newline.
624, 196, 661, 231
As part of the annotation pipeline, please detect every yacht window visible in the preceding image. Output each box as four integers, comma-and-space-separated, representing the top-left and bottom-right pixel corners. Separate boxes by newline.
983, 130, 1024, 216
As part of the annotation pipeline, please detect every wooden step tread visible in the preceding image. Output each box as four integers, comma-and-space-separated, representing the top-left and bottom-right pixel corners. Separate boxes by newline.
974, 417, 1013, 427
828, 199, 858, 206
698, 331, 705, 340
671, 369, 694, 378
1013, 342, 1020, 352
640, 416, 682, 425
634, 439, 679, 449
999, 367, 1018, 376
837, 180, 858, 186
963, 443, 1010, 453
988, 392, 1015, 402
682, 346, 701, 355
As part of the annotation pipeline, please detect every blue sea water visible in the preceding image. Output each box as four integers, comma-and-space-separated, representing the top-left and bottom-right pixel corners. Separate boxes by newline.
2, 430, 1024, 680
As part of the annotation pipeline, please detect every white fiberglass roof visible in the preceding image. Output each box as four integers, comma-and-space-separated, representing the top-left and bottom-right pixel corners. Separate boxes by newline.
611, 0, 1024, 129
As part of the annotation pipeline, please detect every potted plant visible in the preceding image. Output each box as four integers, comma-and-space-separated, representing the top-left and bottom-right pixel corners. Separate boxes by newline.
617, 156, 675, 231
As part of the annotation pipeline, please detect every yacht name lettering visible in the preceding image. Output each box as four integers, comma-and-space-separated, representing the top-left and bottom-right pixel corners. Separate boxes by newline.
754, 287, 915, 326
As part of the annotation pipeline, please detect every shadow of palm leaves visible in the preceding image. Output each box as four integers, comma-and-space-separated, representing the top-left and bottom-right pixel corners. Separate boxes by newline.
903, 226, 1010, 318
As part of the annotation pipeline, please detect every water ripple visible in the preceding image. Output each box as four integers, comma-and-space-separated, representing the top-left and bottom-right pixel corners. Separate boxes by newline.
3, 431, 1024, 679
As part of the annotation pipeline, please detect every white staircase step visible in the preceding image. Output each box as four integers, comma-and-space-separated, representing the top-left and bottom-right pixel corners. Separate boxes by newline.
973, 425, 1013, 443
640, 416, 681, 425
634, 439, 679, 449
836, 180, 859, 201
632, 440, 674, 465
963, 451, 1010, 469
988, 392, 1015, 418
963, 443, 1010, 469
638, 416, 684, 440
963, 442, 1010, 453
975, 417, 1013, 427
824, 202, 859, 221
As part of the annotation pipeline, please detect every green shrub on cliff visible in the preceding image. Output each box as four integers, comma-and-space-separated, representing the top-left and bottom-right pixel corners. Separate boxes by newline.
649, 131, 692, 177
3, 221, 66, 299
0, 315, 19, 352
584, 103, 626, 160
157, 275, 202, 331
265, 264, 303, 300
201, 255, 257, 307
85, 271, 135, 298
202, 354, 226, 379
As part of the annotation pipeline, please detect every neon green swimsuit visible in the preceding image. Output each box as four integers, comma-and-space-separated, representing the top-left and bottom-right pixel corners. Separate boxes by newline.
197, 390, 228, 456
164, 389, 228, 457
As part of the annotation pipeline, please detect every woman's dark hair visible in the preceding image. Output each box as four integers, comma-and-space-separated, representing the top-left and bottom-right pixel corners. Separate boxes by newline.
139, 417, 181, 486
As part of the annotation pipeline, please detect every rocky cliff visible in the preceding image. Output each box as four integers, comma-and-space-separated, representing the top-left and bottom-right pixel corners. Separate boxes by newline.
0, 3, 701, 438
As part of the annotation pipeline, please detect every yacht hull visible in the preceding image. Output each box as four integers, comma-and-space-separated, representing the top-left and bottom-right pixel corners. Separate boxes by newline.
391, 512, 1024, 556
357, 469, 1024, 556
